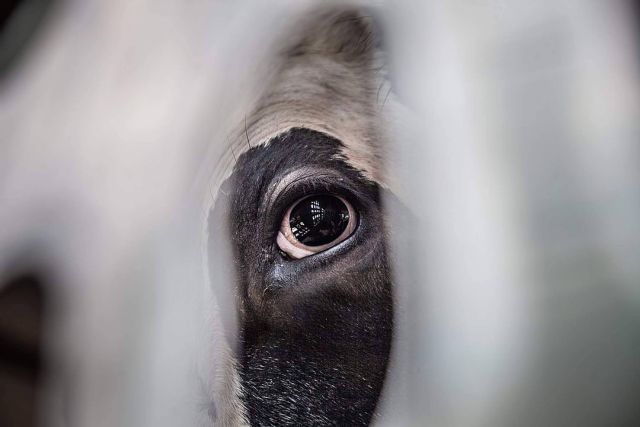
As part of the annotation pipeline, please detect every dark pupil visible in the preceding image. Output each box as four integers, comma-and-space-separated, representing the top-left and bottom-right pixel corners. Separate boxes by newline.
289, 195, 350, 246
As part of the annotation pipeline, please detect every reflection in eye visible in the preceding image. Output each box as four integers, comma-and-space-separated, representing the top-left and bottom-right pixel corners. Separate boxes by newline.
290, 195, 350, 246
277, 194, 357, 259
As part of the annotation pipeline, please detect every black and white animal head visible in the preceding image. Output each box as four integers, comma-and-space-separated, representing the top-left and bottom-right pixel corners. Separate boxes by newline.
206, 6, 395, 426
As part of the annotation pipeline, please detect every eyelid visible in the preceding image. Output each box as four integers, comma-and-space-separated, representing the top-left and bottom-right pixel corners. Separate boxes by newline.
277, 231, 315, 259
260, 168, 346, 219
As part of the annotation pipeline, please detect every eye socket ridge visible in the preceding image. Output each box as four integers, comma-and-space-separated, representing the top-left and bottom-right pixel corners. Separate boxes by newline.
260, 168, 350, 219
277, 193, 358, 260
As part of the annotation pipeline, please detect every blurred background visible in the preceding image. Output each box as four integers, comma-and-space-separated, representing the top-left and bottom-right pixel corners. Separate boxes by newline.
1, 1, 639, 426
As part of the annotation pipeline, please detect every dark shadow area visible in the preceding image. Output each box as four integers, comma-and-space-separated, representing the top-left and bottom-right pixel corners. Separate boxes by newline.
0, 273, 46, 427
0, 0, 56, 79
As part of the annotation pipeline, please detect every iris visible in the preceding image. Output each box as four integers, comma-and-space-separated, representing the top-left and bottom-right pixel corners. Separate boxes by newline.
289, 195, 350, 246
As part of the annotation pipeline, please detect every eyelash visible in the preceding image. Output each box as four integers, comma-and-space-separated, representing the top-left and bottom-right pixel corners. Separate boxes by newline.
271, 182, 346, 225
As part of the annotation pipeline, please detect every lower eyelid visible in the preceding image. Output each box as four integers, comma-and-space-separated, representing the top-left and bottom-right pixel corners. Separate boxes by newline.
276, 231, 314, 259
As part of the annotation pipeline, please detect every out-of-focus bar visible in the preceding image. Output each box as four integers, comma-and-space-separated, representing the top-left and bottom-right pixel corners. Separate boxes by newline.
381, 1, 640, 426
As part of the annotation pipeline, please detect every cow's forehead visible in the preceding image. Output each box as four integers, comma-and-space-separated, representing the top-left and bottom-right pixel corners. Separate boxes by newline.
204, 6, 393, 215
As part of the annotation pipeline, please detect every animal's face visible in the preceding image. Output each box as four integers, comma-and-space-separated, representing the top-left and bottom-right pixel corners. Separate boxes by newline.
207, 7, 395, 425
218, 128, 392, 425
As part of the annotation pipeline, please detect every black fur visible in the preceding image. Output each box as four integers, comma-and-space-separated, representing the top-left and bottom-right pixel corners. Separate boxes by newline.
217, 128, 392, 426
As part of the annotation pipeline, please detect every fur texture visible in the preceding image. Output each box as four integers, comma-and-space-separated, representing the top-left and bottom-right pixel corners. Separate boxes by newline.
218, 129, 392, 425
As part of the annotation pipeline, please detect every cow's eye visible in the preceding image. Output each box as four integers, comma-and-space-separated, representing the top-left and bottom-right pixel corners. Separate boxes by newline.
276, 194, 357, 259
